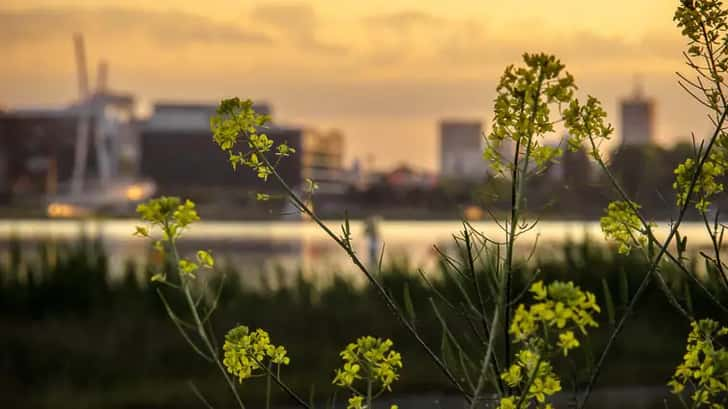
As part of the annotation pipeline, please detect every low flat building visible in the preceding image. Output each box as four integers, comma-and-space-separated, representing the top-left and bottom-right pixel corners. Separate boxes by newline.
139, 102, 344, 196
0, 91, 139, 204
0, 111, 82, 202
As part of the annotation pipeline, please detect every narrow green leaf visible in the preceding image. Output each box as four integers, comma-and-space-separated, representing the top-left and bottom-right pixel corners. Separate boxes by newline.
440, 330, 457, 372
403, 282, 417, 327
601, 278, 616, 326
684, 283, 694, 317
619, 267, 629, 309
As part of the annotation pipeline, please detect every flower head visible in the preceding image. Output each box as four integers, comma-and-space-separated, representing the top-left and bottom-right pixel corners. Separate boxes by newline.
222, 325, 290, 383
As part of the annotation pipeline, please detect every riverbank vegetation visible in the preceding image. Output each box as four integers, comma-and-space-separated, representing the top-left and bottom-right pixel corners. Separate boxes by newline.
0, 237, 723, 408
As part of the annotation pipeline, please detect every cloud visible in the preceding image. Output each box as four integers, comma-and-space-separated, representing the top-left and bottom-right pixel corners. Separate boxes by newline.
357, 10, 683, 74
251, 2, 346, 55
364, 11, 445, 31
0, 7, 271, 47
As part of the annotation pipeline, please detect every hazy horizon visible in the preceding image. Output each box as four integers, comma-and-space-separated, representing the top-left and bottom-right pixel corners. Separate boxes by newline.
0, 0, 715, 171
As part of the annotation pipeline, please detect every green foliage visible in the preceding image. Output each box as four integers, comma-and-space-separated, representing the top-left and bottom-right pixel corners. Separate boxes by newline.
562, 95, 614, 159
175, 251, 214, 279
210, 97, 295, 183
668, 319, 728, 408
599, 201, 649, 255
177, 259, 199, 279
197, 250, 215, 268
137, 196, 200, 239
332, 336, 403, 409
222, 325, 291, 383
135, 197, 215, 283
133, 3, 728, 409
673, 156, 726, 212
484, 53, 576, 175
498, 280, 600, 409
674, 0, 728, 121
675, 1, 728, 86
670, 0, 728, 215
6, 237, 728, 407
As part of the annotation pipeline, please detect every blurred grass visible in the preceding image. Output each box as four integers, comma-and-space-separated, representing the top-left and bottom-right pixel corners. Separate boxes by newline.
0, 236, 723, 408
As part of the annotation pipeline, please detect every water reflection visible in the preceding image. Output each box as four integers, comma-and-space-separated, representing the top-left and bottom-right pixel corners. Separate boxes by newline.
0, 219, 720, 281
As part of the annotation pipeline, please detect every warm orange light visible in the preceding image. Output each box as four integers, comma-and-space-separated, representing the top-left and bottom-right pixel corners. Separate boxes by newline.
47, 203, 77, 218
125, 185, 144, 201
463, 205, 484, 221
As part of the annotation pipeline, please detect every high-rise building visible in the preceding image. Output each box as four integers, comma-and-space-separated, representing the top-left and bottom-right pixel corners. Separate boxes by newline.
439, 120, 486, 179
620, 86, 655, 146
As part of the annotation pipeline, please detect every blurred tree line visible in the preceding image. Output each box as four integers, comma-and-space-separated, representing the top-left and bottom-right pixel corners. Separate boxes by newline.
343, 143, 722, 220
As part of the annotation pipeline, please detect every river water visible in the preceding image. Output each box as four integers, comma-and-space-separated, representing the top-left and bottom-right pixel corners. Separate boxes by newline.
0, 219, 720, 283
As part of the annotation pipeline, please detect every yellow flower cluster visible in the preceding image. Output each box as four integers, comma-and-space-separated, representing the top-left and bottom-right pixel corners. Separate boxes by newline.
333, 336, 403, 391
333, 336, 403, 408
135, 196, 200, 240
669, 319, 728, 409
498, 281, 600, 409
511, 281, 600, 347
210, 97, 296, 182
673, 156, 726, 213
344, 395, 398, 409
222, 325, 290, 383
176, 250, 214, 280
499, 349, 561, 408
498, 396, 554, 409
484, 53, 576, 176
134, 197, 214, 283
599, 200, 649, 255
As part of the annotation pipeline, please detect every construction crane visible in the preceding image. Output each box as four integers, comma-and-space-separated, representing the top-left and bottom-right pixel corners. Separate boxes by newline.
46, 34, 155, 217
71, 32, 90, 195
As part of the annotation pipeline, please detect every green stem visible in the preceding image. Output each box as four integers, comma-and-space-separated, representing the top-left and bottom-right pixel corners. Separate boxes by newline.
515, 353, 546, 409
578, 106, 728, 409
701, 212, 728, 290
168, 236, 247, 409
464, 226, 505, 395
266, 362, 272, 409
367, 379, 373, 409
589, 134, 726, 316
504, 69, 545, 374
254, 150, 470, 399
503, 123, 522, 373
468, 303, 502, 409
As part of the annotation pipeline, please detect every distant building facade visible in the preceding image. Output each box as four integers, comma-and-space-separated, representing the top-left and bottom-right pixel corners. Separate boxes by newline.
0, 111, 81, 202
139, 103, 344, 195
0, 92, 137, 204
562, 145, 591, 187
439, 120, 486, 179
545, 134, 591, 186
620, 88, 655, 146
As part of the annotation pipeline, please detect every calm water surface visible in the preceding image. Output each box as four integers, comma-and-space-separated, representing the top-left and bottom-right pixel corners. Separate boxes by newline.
0, 219, 719, 281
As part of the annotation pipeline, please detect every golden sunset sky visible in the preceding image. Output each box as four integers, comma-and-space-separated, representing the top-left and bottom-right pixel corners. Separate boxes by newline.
0, 1, 713, 170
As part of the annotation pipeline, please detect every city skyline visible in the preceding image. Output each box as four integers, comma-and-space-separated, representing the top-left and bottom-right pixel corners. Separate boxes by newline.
0, 0, 715, 170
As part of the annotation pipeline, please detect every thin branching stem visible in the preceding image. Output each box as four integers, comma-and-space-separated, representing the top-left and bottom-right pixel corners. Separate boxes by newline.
469, 304, 502, 409
588, 132, 702, 320
505, 73, 544, 374
464, 226, 506, 394
701, 212, 728, 290
255, 150, 472, 399
578, 106, 728, 409
168, 238, 247, 409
